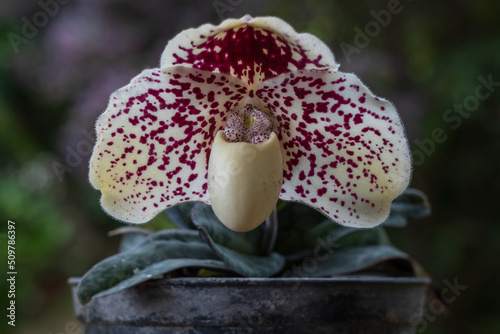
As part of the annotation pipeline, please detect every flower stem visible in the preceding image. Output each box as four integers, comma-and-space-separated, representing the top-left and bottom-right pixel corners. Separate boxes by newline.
260, 207, 278, 256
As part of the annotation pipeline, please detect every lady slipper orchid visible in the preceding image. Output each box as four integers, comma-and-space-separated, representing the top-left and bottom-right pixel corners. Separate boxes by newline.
89, 15, 411, 232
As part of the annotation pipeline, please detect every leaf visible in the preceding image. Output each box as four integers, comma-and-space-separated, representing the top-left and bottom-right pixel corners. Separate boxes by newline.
302, 220, 389, 258
146, 229, 203, 242
108, 226, 152, 253
275, 202, 327, 256
283, 245, 413, 277
108, 226, 153, 237
305, 220, 356, 247
334, 228, 391, 250
383, 188, 431, 227
93, 259, 230, 299
191, 203, 264, 255
198, 227, 285, 277
77, 231, 218, 304
163, 202, 199, 229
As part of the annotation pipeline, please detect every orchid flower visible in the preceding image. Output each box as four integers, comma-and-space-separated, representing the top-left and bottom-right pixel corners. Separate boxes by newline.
89, 15, 411, 232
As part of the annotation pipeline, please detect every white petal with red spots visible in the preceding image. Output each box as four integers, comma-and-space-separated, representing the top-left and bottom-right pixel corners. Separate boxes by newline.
161, 16, 338, 87
89, 67, 247, 223
256, 69, 411, 227
90, 16, 411, 230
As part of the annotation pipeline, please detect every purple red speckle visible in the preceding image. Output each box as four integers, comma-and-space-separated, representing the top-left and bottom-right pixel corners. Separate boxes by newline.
171, 25, 329, 86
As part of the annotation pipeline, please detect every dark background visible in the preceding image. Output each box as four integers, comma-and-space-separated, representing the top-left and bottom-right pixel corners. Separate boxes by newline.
1, 0, 499, 333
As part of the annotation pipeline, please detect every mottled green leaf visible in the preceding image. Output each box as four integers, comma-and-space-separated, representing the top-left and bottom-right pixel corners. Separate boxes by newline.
383, 188, 431, 227
108, 226, 152, 253
146, 229, 203, 242
198, 227, 285, 277
164, 202, 199, 229
302, 221, 390, 262
93, 259, 229, 299
275, 203, 327, 256
191, 203, 265, 255
305, 220, 356, 247
335, 227, 391, 250
77, 232, 218, 304
283, 245, 412, 277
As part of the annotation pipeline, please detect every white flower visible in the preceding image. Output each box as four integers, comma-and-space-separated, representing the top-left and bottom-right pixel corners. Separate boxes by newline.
89, 16, 411, 232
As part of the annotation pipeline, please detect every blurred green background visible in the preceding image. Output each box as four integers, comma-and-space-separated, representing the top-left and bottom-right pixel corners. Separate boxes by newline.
0, 0, 499, 333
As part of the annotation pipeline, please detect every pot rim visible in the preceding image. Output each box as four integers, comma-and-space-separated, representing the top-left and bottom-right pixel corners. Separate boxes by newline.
68, 275, 430, 288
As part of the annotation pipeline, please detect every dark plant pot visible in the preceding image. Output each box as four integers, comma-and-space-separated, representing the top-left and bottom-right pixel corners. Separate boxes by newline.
69, 276, 429, 334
